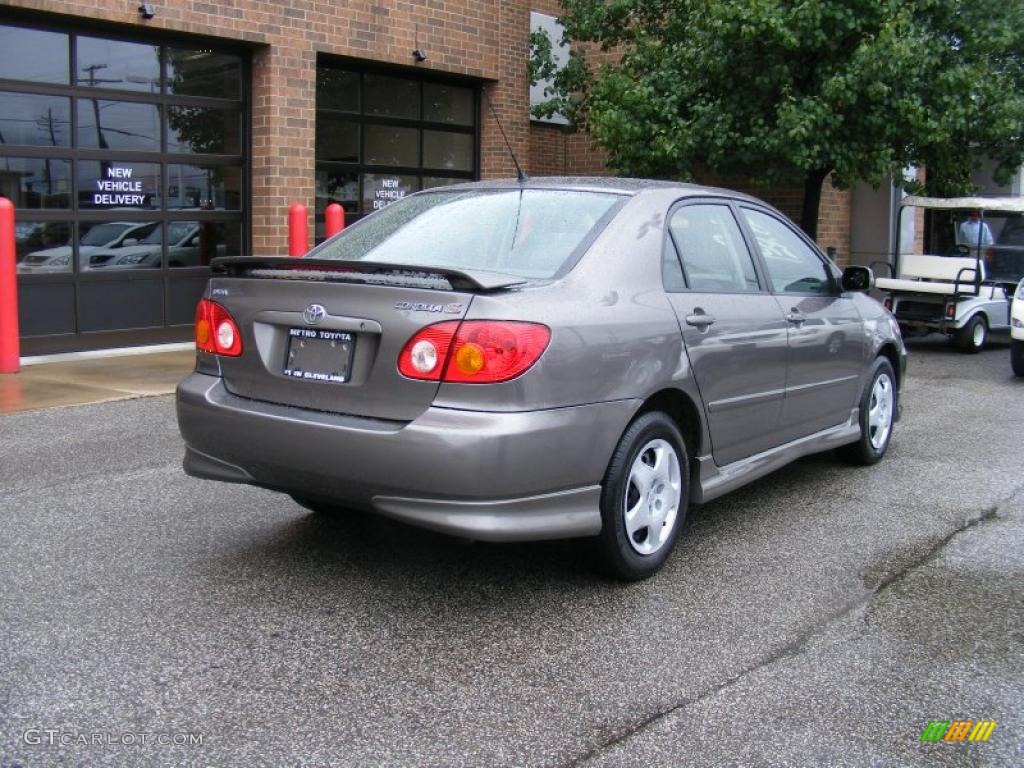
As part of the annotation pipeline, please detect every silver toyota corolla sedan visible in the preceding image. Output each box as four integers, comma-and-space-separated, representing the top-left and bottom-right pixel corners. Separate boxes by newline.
176, 178, 906, 579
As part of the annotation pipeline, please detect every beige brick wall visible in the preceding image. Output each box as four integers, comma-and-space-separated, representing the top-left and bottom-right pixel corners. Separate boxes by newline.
528, 122, 566, 175
816, 176, 852, 264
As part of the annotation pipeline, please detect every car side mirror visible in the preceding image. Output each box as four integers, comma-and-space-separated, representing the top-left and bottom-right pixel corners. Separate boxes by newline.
841, 265, 874, 292
120, 238, 139, 247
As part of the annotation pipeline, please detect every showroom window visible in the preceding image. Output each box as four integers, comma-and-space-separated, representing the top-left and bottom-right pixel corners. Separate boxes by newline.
0, 20, 248, 352
315, 59, 479, 241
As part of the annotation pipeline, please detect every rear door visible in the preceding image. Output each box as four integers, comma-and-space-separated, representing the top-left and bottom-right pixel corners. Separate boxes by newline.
663, 201, 790, 466
738, 206, 865, 443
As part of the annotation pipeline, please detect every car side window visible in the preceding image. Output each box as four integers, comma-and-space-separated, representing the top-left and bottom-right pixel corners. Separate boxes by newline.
742, 208, 832, 294
668, 204, 760, 292
662, 235, 688, 292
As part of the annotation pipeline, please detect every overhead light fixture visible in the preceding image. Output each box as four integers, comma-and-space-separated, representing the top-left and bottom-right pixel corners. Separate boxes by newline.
138, 4, 155, 19
412, 49, 427, 63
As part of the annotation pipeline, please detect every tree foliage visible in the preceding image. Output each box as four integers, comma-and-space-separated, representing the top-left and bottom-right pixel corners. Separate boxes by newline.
531, 0, 1024, 236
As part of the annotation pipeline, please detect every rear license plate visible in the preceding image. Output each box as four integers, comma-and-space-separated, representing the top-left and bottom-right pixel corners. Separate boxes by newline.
283, 328, 355, 383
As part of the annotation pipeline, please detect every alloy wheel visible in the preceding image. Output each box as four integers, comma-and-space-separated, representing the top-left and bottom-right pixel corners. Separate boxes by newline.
623, 439, 681, 555
868, 373, 894, 450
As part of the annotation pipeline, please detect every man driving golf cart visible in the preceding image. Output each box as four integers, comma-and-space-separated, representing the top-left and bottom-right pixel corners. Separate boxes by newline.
873, 196, 1024, 353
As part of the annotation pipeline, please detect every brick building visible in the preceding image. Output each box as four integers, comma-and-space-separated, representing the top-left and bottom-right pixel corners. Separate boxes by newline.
1, 0, 851, 354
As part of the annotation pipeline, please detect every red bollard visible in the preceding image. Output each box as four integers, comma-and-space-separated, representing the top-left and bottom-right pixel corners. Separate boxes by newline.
325, 203, 346, 239
0, 197, 19, 374
288, 202, 308, 257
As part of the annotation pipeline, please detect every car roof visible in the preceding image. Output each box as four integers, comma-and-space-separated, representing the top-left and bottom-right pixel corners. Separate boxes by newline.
429, 176, 762, 202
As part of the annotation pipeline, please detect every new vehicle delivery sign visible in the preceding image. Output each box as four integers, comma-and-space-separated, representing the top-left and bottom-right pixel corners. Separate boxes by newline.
94, 166, 146, 207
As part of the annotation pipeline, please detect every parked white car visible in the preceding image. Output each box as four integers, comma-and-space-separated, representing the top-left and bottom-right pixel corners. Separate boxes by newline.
1012, 277, 1024, 376
17, 221, 157, 273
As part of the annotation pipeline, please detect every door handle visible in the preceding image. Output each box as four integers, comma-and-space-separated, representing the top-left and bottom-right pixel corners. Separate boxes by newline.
685, 312, 716, 328
785, 311, 807, 325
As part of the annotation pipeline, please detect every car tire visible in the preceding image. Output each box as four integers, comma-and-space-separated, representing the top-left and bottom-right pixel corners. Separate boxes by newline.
839, 357, 897, 466
955, 314, 987, 353
595, 411, 689, 581
1012, 340, 1024, 377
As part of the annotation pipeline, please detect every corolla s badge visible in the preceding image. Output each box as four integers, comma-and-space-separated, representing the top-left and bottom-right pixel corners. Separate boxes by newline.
394, 301, 464, 314
303, 303, 327, 325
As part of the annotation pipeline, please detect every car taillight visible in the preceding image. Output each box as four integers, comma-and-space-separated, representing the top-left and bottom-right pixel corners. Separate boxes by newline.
398, 321, 551, 383
195, 298, 242, 357
883, 296, 893, 311
397, 321, 459, 379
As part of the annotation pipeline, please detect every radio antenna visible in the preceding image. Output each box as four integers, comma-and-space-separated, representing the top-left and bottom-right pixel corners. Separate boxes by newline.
485, 92, 528, 183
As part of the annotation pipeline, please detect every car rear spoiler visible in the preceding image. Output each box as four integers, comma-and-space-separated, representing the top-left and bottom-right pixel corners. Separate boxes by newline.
210, 256, 529, 292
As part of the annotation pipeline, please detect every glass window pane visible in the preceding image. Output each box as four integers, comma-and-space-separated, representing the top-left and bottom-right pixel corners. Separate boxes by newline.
316, 116, 359, 162
0, 157, 71, 208
662, 237, 687, 292
742, 208, 830, 294
317, 68, 359, 112
78, 160, 159, 210
0, 92, 70, 147
167, 48, 242, 100
15, 221, 73, 274
78, 99, 160, 150
670, 205, 760, 292
92, 221, 164, 270
362, 173, 419, 213
423, 130, 473, 172
77, 36, 160, 93
166, 164, 241, 210
364, 124, 418, 167
316, 169, 359, 241
78, 220, 160, 271
424, 83, 474, 125
317, 169, 359, 214
0, 26, 68, 84
315, 189, 621, 280
364, 74, 419, 119
167, 106, 241, 154
167, 220, 241, 267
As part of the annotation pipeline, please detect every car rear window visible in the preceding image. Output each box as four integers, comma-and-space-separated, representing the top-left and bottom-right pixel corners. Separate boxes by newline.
309, 189, 623, 279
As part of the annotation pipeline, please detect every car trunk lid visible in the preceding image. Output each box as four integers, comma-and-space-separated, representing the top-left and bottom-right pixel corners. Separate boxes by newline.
207, 257, 526, 421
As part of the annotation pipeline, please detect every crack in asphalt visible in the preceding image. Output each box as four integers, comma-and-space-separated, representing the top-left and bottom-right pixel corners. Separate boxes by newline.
560, 489, 1021, 768
0, 462, 183, 502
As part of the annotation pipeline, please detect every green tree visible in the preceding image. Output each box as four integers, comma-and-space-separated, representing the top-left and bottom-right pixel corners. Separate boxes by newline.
531, 0, 1024, 238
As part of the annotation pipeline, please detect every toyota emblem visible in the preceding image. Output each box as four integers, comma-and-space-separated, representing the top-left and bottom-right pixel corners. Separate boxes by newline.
303, 303, 327, 325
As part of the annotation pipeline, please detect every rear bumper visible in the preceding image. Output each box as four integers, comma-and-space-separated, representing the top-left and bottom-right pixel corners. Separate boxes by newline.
892, 294, 1007, 332
176, 373, 640, 541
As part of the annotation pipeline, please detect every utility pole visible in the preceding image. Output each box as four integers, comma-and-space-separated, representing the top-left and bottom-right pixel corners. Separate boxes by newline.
80, 63, 120, 150
35, 107, 64, 197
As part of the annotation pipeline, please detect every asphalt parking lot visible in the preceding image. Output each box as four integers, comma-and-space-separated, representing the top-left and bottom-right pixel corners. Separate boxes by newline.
1, 338, 1022, 767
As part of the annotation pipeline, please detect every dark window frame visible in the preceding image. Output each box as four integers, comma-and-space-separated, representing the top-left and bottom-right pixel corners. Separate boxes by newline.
737, 204, 840, 296
661, 198, 768, 295
315, 55, 481, 237
1, 13, 251, 350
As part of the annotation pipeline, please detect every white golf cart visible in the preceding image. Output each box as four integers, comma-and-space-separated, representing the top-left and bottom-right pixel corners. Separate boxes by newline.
874, 196, 1024, 353
1012, 277, 1024, 376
